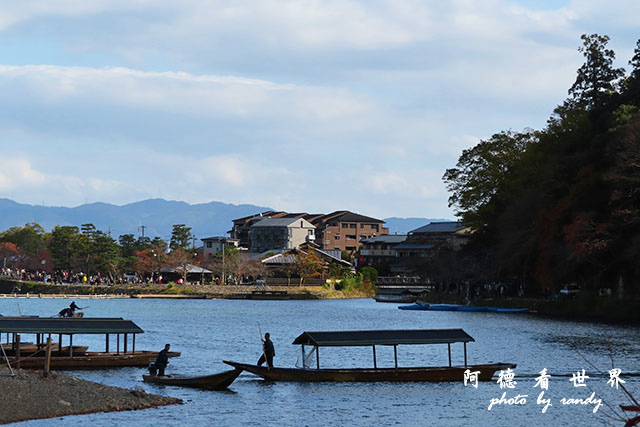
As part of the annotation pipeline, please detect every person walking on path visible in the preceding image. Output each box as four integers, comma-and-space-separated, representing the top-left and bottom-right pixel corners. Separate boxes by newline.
257, 333, 275, 368
155, 344, 171, 376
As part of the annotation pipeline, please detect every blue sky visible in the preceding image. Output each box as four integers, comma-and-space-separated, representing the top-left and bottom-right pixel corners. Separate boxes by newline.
0, 0, 638, 219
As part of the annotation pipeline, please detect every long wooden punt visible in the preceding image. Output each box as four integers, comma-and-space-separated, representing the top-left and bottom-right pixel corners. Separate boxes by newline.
13, 350, 180, 369
142, 368, 242, 390
224, 328, 516, 383
0, 316, 180, 370
1, 345, 89, 357
224, 361, 514, 382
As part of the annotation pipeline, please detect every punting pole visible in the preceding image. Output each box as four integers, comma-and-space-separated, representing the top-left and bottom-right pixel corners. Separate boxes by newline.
372, 345, 377, 369
394, 345, 398, 369
447, 343, 452, 367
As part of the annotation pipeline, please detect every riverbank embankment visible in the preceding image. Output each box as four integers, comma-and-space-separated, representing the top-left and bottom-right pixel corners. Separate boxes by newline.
0, 279, 375, 300
0, 367, 181, 424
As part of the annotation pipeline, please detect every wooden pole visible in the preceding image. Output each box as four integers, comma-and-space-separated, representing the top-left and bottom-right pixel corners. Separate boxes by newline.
464, 342, 467, 367
372, 345, 377, 369
58, 334, 62, 352
117, 334, 120, 355
44, 338, 52, 377
133, 334, 136, 353
316, 346, 320, 369
70, 335, 73, 357
394, 345, 398, 369
447, 343, 452, 367
124, 333, 128, 354
301, 345, 305, 368
106, 334, 109, 353
16, 334, 21, 369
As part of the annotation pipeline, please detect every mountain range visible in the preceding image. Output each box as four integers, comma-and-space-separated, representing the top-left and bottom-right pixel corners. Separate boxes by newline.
0, 198, 448, 241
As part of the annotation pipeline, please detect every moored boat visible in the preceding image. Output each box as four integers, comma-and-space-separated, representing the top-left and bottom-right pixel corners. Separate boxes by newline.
142, 368, 242, 390
0, 316, 180, 369
398, 303, 429, 310
374, 294, 418, 303
224, 328, 516, 383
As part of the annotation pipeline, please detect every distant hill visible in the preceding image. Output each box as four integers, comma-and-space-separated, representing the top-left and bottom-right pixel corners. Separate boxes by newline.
0, 198, 449, 241
0, 198, 272, 240
383, 217, 451, 235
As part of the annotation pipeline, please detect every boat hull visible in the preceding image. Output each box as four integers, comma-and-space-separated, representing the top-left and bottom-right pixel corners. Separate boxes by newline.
223, 361, 515, 382
142, 368, 242, 390
9, 351, 181, 369
375, 295, 417, 303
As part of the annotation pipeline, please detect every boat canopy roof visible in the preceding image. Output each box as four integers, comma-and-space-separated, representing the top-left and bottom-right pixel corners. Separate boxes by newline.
292, 329, 474, 347
0, 317, 144, 334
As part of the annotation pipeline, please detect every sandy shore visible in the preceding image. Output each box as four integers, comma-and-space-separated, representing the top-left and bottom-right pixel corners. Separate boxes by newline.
0, 367, 181, 424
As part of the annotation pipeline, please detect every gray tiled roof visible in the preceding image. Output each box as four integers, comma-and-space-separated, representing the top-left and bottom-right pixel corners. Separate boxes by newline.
410, 221, 464, 234
252, 218, 315, 228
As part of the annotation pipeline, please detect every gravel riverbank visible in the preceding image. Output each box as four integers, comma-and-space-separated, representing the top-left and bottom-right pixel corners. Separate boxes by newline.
0, 367, 181, 424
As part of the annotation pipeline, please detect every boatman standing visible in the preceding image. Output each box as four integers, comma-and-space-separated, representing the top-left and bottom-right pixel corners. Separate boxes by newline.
257, 333, 275, 368
155, 344, 171, 376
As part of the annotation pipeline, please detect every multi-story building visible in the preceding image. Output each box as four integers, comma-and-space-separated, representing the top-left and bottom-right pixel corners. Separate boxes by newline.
359, 234, 407, 265
249, 218, 316, 253
407, 221, 472, 251
200, 236, 240, 258
313, 211, 389, 253
230, 210, 387, 253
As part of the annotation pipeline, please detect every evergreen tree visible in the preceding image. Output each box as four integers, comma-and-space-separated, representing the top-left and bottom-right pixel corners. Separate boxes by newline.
568, 34, 625, 108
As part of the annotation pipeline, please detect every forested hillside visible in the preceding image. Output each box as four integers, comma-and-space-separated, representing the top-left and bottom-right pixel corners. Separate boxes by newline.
442, 34, 640, 297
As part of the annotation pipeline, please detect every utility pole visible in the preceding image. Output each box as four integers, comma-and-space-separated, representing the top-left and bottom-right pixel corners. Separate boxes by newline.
222, 238, 225, 286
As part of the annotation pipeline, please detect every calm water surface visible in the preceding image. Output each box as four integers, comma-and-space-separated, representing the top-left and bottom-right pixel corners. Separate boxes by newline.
1, 297, 638, 426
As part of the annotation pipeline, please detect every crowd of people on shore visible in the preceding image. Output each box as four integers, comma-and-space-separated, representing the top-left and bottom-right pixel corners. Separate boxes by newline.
0, 267, 162, 286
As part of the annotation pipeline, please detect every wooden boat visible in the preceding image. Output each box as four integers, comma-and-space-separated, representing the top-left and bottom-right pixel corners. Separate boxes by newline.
0, 316, 181, 370
224, 361, 513, 382
142, 368, 242, 390
1, 344, 89, 357
374, 294, 417, 303
11, 350, 181, 369
398, 303, 429, 310
224, 328, 516, 383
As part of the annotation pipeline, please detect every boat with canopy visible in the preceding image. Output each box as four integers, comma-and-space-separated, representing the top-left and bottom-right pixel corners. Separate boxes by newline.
0, 317, 180, 369
224, 328, 515, 382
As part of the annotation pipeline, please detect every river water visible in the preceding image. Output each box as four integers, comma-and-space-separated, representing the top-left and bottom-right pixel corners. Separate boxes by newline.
1, 297, 638, 426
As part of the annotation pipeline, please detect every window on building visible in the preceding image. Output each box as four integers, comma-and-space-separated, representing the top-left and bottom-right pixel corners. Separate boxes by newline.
335, 236, 340, 240
342, 223, 349, 229
360, 224, 365, 228
350, 224, 356, 228
206, 242, 212, 248
347, 235, 357, 240
371, 224, 379, 231
346, 246, 356, 251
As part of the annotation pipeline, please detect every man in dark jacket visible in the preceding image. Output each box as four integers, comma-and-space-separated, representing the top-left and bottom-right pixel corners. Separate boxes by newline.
257, 333, 275, 368
155, 343, 171, 376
